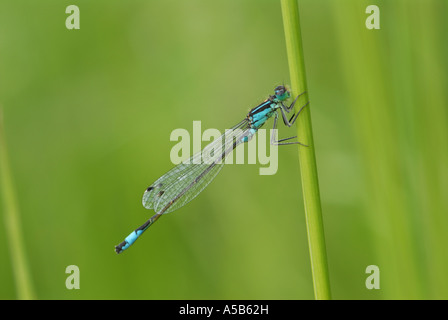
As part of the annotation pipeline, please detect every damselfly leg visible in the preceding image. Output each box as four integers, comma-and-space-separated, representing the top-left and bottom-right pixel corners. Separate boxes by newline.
271, 93, 309, 146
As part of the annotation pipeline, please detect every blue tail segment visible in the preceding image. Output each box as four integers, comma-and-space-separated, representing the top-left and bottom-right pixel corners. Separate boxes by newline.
115, 230, 144, 254
115, 213, 162, 254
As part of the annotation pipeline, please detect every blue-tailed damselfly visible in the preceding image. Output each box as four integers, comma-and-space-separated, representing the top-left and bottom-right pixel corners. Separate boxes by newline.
115, 85, 308, 253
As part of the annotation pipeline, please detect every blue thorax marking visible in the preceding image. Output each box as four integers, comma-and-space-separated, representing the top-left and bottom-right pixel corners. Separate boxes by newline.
248, 99, 278, 130
241, 99, 280, 143
249, 100, 271, 116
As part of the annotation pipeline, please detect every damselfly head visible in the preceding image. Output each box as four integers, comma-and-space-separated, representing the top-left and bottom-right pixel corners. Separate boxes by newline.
274, 85, 290, 101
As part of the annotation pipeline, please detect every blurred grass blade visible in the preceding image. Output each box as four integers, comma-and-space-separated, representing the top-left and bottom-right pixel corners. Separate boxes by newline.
330, 0, 427, 299
0, 108, 35, 299
280, 0, 331, 300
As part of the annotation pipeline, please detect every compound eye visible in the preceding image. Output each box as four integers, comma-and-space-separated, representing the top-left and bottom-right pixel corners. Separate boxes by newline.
275, 85, 285, 95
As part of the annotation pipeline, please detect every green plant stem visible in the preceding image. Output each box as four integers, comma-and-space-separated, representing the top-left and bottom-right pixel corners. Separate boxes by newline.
280, 0, 331, 300
0, 108, 35, 299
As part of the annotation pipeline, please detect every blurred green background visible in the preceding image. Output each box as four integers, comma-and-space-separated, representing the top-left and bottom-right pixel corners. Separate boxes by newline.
1, 0, 447, 299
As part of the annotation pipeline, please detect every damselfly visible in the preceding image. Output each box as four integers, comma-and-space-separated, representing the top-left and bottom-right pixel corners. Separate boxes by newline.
115, 85, 309, 254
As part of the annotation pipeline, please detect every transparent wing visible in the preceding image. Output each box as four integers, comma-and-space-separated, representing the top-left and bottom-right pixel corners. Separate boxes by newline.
142, 119, 250, 214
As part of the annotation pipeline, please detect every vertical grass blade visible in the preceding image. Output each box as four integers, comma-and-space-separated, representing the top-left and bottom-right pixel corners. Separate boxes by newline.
0, 108, 35, 299
280, 0, 331, 300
